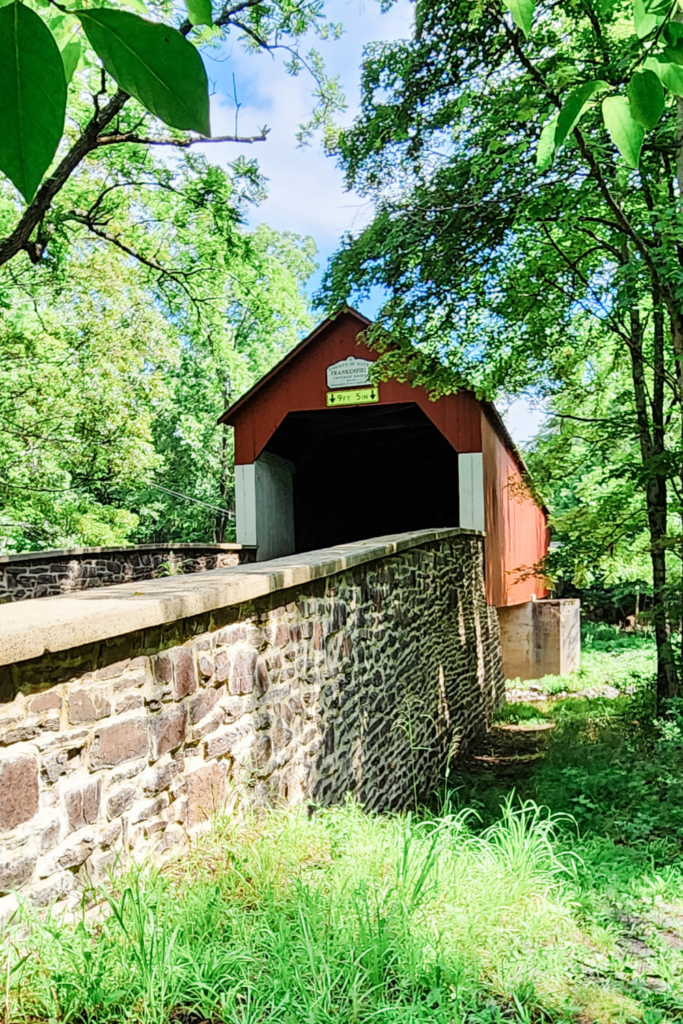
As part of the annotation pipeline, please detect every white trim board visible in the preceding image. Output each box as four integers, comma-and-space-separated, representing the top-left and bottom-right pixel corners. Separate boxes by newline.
459, 452, 485, 532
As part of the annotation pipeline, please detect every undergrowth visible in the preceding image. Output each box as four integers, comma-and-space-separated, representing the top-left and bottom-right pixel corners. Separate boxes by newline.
2, 625, 682, 1024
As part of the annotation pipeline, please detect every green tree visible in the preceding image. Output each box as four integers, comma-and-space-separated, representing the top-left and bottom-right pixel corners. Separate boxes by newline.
0, 0, 343, 270
524, 347, 681, 628
0, 151, 315, 551
321, 0, 683, 706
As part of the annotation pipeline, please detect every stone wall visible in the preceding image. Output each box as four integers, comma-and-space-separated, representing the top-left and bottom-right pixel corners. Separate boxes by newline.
0, 529, 503, 915
0, 543, 256, 602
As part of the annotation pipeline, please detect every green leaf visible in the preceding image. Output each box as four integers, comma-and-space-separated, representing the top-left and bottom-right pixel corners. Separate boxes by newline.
627, 69, 664, 129
61, 36, 81, 83
602, 96, 645, 167
48, 13, 82, 83
186, 0, 212, 26
663, 45, 683, 65
504, 0, 535, 38
118, 0, 149, 13
0, 2, 67, 201
555, 81, 608, 150
536, 114, 558, 171
634, 0, 664, 38
75, 8, 210, 135
662, 20, 683, 45
645, 55, 683, 95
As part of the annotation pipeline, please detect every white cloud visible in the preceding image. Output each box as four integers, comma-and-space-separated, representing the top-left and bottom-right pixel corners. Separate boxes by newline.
197, 0, 413, 277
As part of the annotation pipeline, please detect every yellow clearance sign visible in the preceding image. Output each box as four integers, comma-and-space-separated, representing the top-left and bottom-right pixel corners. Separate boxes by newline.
326, 387, 379, 407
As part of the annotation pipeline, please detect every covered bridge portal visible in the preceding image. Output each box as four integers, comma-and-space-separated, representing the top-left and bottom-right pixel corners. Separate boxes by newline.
220, 308, 550, 615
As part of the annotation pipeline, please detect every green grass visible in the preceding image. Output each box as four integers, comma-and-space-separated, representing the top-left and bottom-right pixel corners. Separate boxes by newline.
3, 625, 683, 1024
505, 623, 658, 697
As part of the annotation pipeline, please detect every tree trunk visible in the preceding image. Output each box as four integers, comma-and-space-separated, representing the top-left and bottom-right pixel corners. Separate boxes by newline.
628, 301, 678, 708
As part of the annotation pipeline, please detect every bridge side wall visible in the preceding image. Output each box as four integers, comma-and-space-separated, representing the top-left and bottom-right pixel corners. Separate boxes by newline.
0, 533, 502, 914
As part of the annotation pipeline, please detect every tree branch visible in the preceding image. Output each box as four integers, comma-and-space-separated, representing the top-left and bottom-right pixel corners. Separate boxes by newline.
95, 130, 269, 147
502, 19, 664, 291
0, 90, 130, 268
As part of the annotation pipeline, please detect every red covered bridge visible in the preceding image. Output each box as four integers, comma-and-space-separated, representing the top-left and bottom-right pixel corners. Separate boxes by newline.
219, 308, 549, 613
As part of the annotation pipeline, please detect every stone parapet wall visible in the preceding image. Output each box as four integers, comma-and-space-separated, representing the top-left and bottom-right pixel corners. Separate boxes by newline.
0, 543, 256, 602
0, 530, 503, 915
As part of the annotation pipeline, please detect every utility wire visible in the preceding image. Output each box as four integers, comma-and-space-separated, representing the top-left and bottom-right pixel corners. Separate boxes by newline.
146, 483, 234, 519
0, 478, 235, 519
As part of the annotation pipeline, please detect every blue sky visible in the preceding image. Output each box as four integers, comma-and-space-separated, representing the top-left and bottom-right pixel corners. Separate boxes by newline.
196, 0, 546, 445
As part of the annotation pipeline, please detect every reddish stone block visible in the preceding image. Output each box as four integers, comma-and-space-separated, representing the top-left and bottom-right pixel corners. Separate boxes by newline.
68, 686, 111, 724
173, 648, 197, 699
229, 649, 257, 695
115, 694, 144, 714
39, 819, 61, 854
203, 723, 246, 760
94, 659, 130, 681
28, 691, 61, 714
255, 660, 269, 698
52, 837, 95, 871
186, 763, 227, 827
113, 668, 146, 692
0, 752, 39, 830
271, 720, 293, 753
152, 652, 173, 684
198, 654, 214, 679
214, 650, 230, 682
0, 852, 36, 894
252, 734, 271, 769
66, 778, 101, 831
90, 718, 148, 769
189, 687, 220, 725
273, 623, 290, 647
149, 706, 187, 761
106, 786, 135, 819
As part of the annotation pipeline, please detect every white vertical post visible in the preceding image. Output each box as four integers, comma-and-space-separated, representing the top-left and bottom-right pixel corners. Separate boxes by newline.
458, 452, 485, 531
234, 463, 257, 546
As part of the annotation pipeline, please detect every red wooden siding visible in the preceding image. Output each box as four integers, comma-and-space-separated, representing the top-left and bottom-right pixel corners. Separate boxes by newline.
225, 312, 482, 464
482, 411, 549, 606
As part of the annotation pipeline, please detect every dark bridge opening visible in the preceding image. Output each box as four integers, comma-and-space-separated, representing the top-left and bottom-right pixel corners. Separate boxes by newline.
264, 403, 459, 552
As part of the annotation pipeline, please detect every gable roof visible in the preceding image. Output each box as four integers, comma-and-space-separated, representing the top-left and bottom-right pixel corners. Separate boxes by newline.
219, 307, 371, 425
218, 307, 539, 497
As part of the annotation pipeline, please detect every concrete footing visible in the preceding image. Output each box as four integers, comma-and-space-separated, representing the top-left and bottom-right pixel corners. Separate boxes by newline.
497, 598, 580, 681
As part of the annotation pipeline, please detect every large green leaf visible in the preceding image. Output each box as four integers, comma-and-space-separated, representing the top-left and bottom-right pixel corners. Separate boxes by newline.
0, 2, 67, 201
602, 96, 645, 167
186, 0, 212, 26
505, 0, 535, 38
61, 37, 82, 83
634, 0, 667, 38
75, 8, 210, 135
663, 45, 683, 65
645, 55, 683, 95
536, 114, 558, 171
627, 69, 664, 129
555, 81, 608, 150
48, 13, 82, 83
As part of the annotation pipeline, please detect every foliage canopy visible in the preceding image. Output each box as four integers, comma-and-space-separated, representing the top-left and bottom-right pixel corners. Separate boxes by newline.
322, 0, 683, 702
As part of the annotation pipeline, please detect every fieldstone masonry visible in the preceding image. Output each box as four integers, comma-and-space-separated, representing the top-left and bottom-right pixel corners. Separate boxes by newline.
0, 543, 256, 602
0, 531, 503, 915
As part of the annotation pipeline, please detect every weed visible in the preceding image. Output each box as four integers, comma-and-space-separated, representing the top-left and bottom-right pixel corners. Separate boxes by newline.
2, 627, 681, 1024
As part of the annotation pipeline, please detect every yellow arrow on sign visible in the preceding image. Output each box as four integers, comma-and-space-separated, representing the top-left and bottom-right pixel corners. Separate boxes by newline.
326, 387, 379, 407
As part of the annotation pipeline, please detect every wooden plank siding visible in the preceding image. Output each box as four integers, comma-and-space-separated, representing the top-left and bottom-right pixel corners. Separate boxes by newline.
482, 410, 549, 607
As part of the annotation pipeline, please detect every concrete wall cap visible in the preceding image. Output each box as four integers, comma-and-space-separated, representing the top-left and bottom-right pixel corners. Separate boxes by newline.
0, 529, 482, 667
0, 542, 255, 566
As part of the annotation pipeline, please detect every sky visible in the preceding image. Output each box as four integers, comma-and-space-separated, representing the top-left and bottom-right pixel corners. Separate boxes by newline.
196, 0, 546, 446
